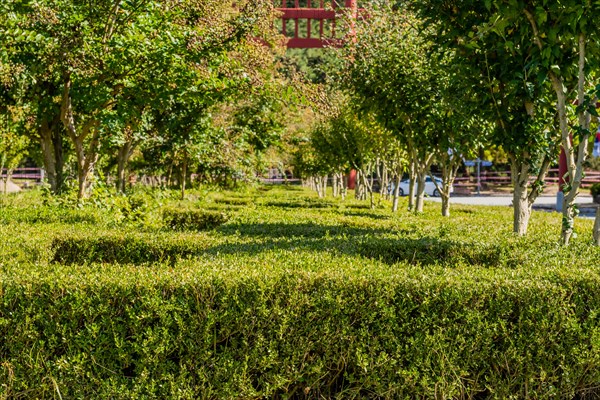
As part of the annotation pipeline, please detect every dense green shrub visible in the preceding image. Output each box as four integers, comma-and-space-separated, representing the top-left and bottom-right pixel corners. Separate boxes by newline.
263, 198, 337, 209
591, 182, 600, 197
163, 209, 229, 231
0, 204, 100, 225
3, 263, 600, 398
51, 234, 202, 265
213, 197, 252, 206
4, 186, 600, 398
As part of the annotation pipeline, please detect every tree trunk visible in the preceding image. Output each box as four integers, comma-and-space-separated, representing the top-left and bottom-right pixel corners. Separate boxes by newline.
52, 126, 64, 194
380, 162, 388, 201
332, 174, 338, 197
392, 175, 401, 213
440, 194, 450, 217
511, 159, 532, 236
411, 148, 434, 214
355, 171, 363, 200
415, 169, 427, 213
116, 145, 129, 194
513, 182, 532, 236
39, 121, 57, 192
38, 118, 64, 194
408, 160, 416, 211
116, 140, 136, 193
594, 207, 600, 246
180, 154, 187, 200
73, 134, 99, 200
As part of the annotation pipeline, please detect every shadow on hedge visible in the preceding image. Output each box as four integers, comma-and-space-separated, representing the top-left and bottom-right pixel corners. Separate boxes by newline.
357, 237, 511, 267
337, 211, 390, 220
217, 222, 390, 238
261, 200, 337, 209
51, 223, 520, 268
211, 224, 518, 267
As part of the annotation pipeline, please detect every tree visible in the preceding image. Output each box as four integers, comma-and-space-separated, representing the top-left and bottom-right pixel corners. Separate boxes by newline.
2, 0, 277, 199
411, 0, 562, 234
340, 6, 481, 215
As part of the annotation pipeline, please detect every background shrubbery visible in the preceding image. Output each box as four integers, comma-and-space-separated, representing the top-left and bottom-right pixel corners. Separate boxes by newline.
2, 186, 600, 398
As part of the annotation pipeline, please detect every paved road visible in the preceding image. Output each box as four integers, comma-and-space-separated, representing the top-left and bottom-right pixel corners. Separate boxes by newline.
426, 195, 594, 208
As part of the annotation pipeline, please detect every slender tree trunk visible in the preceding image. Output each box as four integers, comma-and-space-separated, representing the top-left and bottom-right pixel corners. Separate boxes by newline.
38, 117, 64, 194
392, 175, 401, 213
408, 160, 416, 211
73, 133, 100, 200
180, 152, 188, 200
355, 170, 362, 200
52, 127, 64, 194
116, 140, 136, 193
380, 162, 388, 201
366, 172, 375, 209
167, 162, 174, 188
415, 169, 427, 213
332, 174, 338, 197
511, 159, 532, 236
509, 151, 553, 235
513, 182, 531, 236
116, 144, 129, 193
439, 194, 449, 217
594, 207, 600, 246
410, 148, 434, 214
1, 154, 8, 196
39, 122, 57, 192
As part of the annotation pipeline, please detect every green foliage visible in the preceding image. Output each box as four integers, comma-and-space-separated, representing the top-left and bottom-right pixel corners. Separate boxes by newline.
51, 234, 202, 265
590, 183, 600, 197
4, 187, 600, 398
163, 209, 229, 231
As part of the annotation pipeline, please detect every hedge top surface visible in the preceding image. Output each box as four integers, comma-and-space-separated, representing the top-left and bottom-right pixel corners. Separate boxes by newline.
1, 185, 600, 288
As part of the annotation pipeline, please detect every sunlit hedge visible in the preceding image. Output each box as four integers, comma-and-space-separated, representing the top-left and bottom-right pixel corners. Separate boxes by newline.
2, 187, 600, 398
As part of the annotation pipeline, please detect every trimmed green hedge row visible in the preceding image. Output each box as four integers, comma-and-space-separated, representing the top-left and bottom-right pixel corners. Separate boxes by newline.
358, 236, 524, 267
163, 209, 229, 231
3, 186, 600, 398
2, 264, 600, 398
51, 234, 203, 265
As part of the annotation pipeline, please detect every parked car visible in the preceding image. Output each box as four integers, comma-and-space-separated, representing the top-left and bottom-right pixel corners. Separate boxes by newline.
388, 176, 452, 197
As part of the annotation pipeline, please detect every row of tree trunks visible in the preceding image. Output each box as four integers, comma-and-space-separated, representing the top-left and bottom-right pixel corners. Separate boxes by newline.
331, 172, 347, 199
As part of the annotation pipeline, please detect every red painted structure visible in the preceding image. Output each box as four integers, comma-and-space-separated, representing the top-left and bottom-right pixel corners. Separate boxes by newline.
276, 1, 358, 48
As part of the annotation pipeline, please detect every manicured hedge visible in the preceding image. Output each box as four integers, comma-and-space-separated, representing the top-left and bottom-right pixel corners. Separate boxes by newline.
163, 209, 229, 231
2, 263, 600, 398
3, 186, 600, 398
51, 234, 203, 265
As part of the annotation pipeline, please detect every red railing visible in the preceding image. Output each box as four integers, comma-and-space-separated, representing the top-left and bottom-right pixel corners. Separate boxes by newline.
276, 0, 360, 48
1, 168, 44, 181
454, 169, 600, 190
